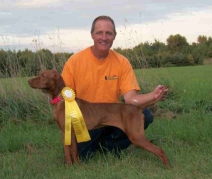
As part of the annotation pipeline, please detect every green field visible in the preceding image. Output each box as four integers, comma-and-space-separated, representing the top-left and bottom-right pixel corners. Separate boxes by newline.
0, 65, 212, 179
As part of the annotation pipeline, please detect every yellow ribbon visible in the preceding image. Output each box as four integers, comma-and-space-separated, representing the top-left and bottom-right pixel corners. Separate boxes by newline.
61, 87, 91, 145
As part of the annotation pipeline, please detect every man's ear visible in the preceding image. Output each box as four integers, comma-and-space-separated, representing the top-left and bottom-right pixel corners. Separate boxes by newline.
114, 33, 117, 40
91, 32, 94, 40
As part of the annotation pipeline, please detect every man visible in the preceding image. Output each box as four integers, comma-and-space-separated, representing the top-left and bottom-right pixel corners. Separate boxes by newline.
62, 15, 168, 159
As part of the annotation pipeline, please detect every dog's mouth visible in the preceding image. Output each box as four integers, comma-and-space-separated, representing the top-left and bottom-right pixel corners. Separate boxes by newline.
40, 87, 50, 93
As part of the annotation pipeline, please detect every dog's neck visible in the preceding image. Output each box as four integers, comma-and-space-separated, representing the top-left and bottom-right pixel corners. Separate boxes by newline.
49, 76, 66, 104
50, 95, 63, 105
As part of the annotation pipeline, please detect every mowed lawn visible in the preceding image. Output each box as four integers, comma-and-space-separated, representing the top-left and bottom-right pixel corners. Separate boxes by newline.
0, 65, 212, 179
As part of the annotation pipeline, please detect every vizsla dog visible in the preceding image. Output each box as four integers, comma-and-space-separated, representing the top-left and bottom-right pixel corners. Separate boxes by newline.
28, 70, 169, 168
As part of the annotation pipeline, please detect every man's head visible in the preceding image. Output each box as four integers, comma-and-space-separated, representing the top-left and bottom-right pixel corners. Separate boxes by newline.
91, 16, 116, 34
91, 15, 117, 54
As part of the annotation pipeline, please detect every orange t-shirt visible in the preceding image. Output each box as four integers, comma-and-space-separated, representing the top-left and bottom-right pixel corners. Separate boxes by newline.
61, 47, 140, 103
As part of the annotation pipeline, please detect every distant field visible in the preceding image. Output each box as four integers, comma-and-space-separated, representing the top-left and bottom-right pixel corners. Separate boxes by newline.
0, 65, 212, 179
203, 58, 212, 65
136, 65, 211, 108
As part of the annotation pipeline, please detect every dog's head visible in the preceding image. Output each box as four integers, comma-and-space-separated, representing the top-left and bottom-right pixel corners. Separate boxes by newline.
28, 70, 64, 94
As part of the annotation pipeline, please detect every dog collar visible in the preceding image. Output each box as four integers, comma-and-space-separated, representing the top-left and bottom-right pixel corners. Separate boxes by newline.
50, 95, 63, 105
50, 87, 75, 105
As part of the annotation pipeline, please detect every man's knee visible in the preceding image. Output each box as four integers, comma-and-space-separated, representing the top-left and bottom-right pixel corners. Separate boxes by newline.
77, 128, 105, 159
100, 127, 131, 151
142, 108, 154, 129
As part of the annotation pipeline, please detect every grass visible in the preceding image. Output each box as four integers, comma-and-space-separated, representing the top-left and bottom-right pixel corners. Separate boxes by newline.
0, 65, 212, 179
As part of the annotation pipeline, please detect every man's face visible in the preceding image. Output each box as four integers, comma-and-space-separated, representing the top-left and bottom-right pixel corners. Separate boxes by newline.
91, 19, 116, 53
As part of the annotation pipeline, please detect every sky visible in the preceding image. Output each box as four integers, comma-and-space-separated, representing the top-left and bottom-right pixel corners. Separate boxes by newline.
0, 0, 212, 53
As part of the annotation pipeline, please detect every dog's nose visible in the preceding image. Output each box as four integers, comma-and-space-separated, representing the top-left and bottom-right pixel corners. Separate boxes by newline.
28, 79, 32, 85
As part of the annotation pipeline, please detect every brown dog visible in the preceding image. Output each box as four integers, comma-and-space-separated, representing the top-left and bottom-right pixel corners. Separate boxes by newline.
28, 70, 169, 168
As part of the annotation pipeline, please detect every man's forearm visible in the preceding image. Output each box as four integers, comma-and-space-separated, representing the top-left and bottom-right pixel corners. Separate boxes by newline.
124, 90, 155, 106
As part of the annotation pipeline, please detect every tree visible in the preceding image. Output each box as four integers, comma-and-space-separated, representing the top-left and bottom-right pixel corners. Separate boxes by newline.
187, 54, 195, 65
55, 52, 73, 72
151, 40, 166, 53
17, 49, 36, 76
197, 35, 207, 44
166, 34, 189, 52
36, 49, 54, 71
0, 49, 8, 77
206, 43, 212, 58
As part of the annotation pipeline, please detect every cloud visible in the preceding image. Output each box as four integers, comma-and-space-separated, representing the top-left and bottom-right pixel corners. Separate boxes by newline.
0, 1, 212, 52
0, 28, 92, 53
2, 0, 62, 8
114, 6, 212, 47
0, 12, 12, 16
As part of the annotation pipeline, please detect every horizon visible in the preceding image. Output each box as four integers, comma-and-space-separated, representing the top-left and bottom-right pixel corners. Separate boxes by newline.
1, 0, 212, 53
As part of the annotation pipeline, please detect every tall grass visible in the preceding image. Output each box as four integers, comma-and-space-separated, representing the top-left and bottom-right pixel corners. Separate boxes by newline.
0, 77, 52, 127
0, 45, 212, 178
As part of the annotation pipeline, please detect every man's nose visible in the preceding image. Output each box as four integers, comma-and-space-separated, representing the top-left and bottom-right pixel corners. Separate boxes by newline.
101, 33, 107, 40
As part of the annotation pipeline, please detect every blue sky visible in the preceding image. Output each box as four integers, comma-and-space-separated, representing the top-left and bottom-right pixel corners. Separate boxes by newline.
1, 0, 212, 52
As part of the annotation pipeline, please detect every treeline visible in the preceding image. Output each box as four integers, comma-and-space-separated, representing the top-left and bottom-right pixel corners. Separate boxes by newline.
114, 34, 212, 69
0, 34, 212, 77
0, 49, 73, 78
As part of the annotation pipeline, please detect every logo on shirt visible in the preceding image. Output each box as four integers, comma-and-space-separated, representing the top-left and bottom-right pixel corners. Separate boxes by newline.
105, 75, 119, 80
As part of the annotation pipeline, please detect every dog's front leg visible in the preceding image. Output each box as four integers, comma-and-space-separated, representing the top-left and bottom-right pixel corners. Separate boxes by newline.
63, 145, 72, 164
61, 131, 72, 164
62, 130, 80, 165
70, 134, 80, 164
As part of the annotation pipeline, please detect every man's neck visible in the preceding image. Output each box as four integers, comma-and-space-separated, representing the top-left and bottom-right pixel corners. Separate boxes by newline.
91, 46, 109, 60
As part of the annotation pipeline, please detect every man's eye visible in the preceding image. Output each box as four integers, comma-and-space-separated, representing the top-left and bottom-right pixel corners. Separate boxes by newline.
107, 32, 113, 35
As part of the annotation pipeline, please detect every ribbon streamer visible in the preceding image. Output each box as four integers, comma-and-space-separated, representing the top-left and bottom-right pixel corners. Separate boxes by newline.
62, 87, 91, 145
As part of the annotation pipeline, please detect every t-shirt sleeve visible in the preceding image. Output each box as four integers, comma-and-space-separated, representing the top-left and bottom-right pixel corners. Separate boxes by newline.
61, 57, 75, 90
119, 58, 140, 95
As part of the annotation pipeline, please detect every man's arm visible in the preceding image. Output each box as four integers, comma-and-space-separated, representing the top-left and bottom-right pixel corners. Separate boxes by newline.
123, 85, 168, 107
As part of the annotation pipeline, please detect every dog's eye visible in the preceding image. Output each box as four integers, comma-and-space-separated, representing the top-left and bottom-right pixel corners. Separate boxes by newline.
41, 74, 46, 78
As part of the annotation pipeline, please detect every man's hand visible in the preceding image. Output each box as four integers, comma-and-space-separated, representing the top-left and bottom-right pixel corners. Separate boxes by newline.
153, 85, 169, 101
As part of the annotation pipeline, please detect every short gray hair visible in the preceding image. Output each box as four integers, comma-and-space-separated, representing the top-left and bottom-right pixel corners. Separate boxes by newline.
91, 15, 117, 34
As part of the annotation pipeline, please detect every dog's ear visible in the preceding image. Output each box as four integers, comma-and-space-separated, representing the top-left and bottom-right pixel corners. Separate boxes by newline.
52, 70, 60, 80
52, 70, 65, 91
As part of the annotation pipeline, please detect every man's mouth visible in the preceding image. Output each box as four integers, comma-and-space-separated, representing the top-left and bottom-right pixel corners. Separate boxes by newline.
100, 42, 108, 45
